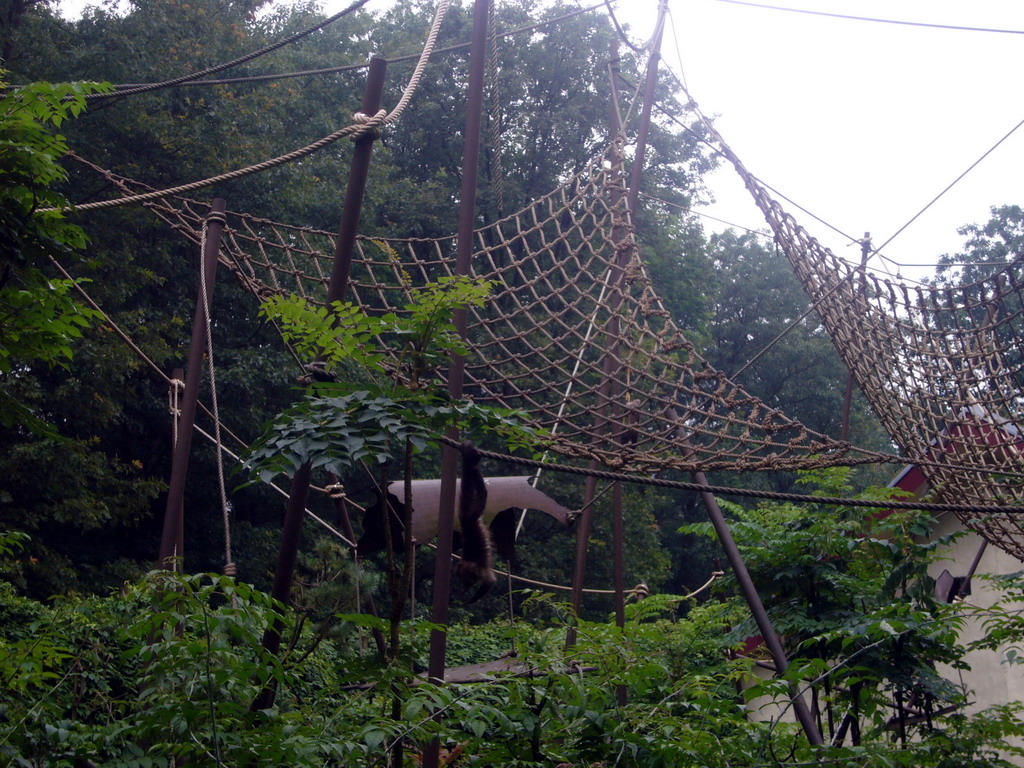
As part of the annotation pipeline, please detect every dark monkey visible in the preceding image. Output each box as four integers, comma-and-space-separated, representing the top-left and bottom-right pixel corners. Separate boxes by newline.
454, 440, 496, 601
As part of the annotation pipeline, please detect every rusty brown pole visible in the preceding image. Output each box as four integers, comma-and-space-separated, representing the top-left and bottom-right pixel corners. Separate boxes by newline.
668, 407, 824, 746
692, 466, 824, 746
569, 0, 666, 644
607, 5, 666, 703
840, 233, 871, 442
626, 0, 666, 216
421, 2, 491, 767
157, 200, 226, 570
253, 57, 388, 711
566, 41, 624, 649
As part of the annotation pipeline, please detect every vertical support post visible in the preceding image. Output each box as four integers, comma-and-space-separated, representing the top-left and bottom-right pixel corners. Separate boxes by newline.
422, 3, 490, 767
567, 40, 624, 646
157, 199, 226, 570
254, 57, 388, 710
692, 468, 823, 746
569, 0, 665, 643
840, 233, 870, 441
626, 0, 667, 217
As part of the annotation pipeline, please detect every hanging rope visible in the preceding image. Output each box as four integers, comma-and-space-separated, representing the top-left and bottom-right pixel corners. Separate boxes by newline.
168, 375, 184, 447
486, 0, 506, 218
198, 213, 236, 577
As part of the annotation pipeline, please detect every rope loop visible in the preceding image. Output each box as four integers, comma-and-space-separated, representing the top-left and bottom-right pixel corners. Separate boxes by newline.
350, 110, 384, 141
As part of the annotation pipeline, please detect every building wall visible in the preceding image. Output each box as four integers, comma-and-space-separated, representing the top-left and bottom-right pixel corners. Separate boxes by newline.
743, 513, 1024, 755
928, 512, 1024, 713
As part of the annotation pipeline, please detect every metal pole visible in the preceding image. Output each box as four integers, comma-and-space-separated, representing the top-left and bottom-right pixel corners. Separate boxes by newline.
692, 467, 824, 746
157, 199, 226, 569
568, 40, 623, 645
254, 57, 387, 710
668, 408, 823, 746
422, 2, 490, 766
568, 1, 665, 641
626, 0, 667, 217
840, 233, 870, 441
326, 58, 389, 306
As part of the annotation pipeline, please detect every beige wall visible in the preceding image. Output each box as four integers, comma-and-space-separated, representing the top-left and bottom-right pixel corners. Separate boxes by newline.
743, 513, 1024, 753
929, 512, 1024, 713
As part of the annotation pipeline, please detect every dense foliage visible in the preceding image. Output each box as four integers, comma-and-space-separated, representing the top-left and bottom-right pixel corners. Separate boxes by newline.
4, 481, 1024, 766
3, 1, 1024, 765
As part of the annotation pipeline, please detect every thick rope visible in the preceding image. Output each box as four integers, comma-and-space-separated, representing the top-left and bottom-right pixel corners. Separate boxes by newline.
486, 0, 506, 217
446, 438, 1024, 516
199, 215, 236, 577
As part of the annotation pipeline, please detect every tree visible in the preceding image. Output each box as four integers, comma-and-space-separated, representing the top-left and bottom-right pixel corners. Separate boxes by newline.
933, 204, 1024, 288
0, 0, 714, 599
684, 467, 1024, 764
0, 76, 106, 431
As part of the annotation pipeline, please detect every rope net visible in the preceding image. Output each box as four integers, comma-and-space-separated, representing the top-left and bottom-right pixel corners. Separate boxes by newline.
74, 129, 1024, 556
701, 122, 1024, 558
79, 148, 867, 477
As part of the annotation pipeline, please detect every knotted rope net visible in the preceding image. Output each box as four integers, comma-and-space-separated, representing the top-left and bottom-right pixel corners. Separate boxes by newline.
73, 129, 1024, 557
699, 119, 1024, 558
78, 147, 868, 474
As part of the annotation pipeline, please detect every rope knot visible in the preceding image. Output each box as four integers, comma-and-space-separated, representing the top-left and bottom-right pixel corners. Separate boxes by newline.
223, 562, 238, 577
325, 482, 346, 500
629, 582, 650, 601
350, 109, 385, 141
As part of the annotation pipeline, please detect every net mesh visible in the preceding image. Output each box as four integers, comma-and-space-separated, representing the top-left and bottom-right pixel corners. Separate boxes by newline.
74, 136, 1024, 557
703, 123, 1024, 558
84, 148, 864, 476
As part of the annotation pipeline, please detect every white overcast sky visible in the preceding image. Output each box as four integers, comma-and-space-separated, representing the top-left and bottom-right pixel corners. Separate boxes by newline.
57, 0, 1024, 281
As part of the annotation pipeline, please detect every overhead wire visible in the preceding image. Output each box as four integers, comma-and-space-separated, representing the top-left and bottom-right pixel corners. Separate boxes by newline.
666, 0, 1024, 275
650, 4, 1024, 382
641, 9, 873, 383
713, 0, 1024, 36
869, 113, 1024, 263
85, 0, 376, 101
639, 190, 771, 237
60, 2, 608, 94
645, 61, 863, 247
55, 0, 453, 213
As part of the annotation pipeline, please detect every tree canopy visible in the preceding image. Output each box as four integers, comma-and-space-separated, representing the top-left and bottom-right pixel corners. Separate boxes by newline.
3, 2, 1024, 765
